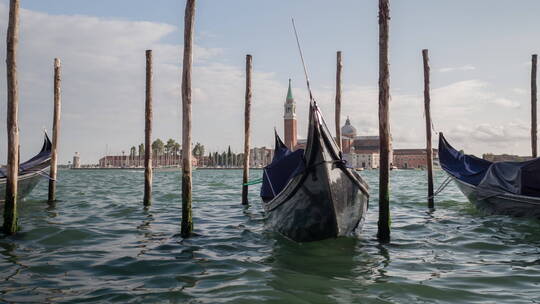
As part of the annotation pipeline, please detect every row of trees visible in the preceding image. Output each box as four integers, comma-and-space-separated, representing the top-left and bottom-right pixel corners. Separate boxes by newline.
205, 146, 245, 168
123, 140, 251, 167
127, 139, 205, 159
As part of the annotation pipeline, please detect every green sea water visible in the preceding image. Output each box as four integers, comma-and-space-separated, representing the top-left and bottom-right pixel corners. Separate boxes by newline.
1, 169, 540, 303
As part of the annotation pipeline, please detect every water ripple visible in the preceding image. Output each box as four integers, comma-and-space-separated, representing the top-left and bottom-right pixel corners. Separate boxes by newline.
0, 169, 540, 303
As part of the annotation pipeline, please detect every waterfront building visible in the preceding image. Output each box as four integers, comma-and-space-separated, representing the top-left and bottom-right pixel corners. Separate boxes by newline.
340, 117, 392, 168
393, 149, 439, 169
482, 153, 533, 162
98, 154, 198, 168
249, 147, 274, 168
344, 150, 380, 169
72, 152, 81, 168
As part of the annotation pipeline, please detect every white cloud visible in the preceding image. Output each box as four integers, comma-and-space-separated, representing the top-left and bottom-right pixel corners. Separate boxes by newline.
0, 3, 533, 164
512, 88, 527, 95
0, 3, 280, 163
438, 65, 476, 73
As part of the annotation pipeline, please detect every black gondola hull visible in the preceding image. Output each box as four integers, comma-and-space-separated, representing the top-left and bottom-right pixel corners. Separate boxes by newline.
0, 133, 52, 203
0, 168, 49, 203
265, 163, 368, 242
452, 177, 540, 218
263, 103, 369, 242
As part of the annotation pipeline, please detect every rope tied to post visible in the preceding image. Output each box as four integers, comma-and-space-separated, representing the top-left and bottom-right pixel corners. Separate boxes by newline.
243, 178, 263, 186
428, 175, 452, 200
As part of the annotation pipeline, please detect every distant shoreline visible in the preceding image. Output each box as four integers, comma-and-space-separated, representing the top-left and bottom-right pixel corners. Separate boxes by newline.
69, 167, 264, 171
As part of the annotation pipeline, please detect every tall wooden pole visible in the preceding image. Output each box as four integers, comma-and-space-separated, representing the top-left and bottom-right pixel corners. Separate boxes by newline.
144, 50, 153, 206
335, 51, 343, 150
422, 49, 434, 209
377, 0, 391, 243
48, 58, 62, 202
532, 54, 538, 158
4, 0, 20, 235
242, 55, 252, 205
181, 0, 196, 237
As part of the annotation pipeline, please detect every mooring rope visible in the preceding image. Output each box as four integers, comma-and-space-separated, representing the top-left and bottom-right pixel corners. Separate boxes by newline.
428, 175, 452, 200
243, 178, 263, 186
33, 170, 56, 181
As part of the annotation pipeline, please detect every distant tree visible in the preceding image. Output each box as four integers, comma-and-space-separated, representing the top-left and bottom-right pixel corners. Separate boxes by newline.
227, 146, 232, 167
174, 143, 181, 156
238, 153, 244, 167
152, 139, 165, 156
138, 143, 145, 157
165, 138, 177, 155
192, 142, 205, 159
130, 146, 136, 157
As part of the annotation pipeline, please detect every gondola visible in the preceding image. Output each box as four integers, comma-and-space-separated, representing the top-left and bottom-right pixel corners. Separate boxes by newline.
438, 133, 540, 218
260, 102, 370, 242
0, 133, 52, 202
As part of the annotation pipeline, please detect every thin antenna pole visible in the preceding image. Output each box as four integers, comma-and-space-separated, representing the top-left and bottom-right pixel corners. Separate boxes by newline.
291, 18, 313, 101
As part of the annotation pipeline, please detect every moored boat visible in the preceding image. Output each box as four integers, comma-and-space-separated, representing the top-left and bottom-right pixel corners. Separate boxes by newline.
261, 102, 370, 242
0, 133, 52, 202
438, 133, 540, 217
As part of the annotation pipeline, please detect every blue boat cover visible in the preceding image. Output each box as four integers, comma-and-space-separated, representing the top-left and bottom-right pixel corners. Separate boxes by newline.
260, 132, 305, 201
0, 133, 52, 178
439, 133, 540, 198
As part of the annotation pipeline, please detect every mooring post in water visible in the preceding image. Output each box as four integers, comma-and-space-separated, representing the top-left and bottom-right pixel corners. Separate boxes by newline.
181, 0, 196, 237
144, 50, 153, 206
48, 58, 62, 203
4, 0, 20, 235
242, 54, 253, 205
335, 51, 343, 150
377, 0, 391, 243
422, 49, 434, 209
532, 54, 538, 158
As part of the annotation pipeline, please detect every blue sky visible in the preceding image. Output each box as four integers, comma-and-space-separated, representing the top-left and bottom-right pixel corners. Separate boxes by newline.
1, 0, 539, 163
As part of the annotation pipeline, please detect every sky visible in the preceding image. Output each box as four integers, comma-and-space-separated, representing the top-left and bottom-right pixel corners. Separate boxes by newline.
0, 0, 539, 164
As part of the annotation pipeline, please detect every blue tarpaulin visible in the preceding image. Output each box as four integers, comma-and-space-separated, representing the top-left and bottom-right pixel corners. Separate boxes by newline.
439, 133, 540, 198
260, 133, 305, 201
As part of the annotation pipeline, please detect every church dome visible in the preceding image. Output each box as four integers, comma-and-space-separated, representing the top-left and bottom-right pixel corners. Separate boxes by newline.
341, 117, 357, 137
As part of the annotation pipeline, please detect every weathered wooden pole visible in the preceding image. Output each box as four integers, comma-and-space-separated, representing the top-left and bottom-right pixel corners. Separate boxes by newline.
532, 54, 538, 158
143, 50, 153, 206
48, 58, 62, 203
242, 54, 253, 205
422, 49, 434, 209
181, 0, 195, 237
335, 51, 343, 149
377, 0, 391, 243
3, 0, 20, 235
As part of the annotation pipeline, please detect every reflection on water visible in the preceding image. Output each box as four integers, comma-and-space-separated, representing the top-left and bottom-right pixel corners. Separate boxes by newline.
0, 169, 539, 303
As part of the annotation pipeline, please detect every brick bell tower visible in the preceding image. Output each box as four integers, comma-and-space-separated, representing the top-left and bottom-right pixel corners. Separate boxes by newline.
284, 79, 297, 150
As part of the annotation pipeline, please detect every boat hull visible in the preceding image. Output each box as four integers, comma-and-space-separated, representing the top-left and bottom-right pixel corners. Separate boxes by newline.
265, 163, 368, 242
0, 169, 48, 203
452, 177, 540, 218
263, 102, 369, 242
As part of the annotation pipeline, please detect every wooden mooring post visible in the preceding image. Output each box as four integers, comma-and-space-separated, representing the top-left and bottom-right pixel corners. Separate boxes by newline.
48, 58, 62, 203
181, 0, 196, 237
144, 50, 153, 206
335, 51, 342, 149
532, 54, 538, 158
377, 0, 391, 243
3, 0, 20, 235
242, 54, 252, 205
422, 49, 434, 209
